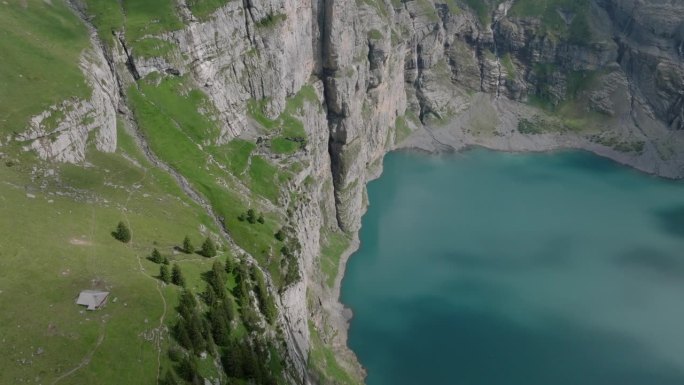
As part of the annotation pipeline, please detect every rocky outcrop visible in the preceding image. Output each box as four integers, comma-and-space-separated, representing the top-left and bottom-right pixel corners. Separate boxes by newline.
600, 0, 684, 130
18, 32, 118, 163
162, 0, 317, 142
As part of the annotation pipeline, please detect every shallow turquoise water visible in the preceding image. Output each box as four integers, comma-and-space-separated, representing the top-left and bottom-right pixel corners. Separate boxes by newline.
341, 149, 684, 385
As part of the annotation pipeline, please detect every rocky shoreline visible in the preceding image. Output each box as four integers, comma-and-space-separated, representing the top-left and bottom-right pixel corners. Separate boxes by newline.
400, 94, 684, 179
325, 96, 684, 380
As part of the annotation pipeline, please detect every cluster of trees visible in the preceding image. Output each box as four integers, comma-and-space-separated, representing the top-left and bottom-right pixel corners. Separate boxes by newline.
113, 222, 217, 261
280, 245, 300, 290
149, 248, 169, 264
232, 262, 262, 332
272, 226, 301, 290
147, 236, 219, 286
162, 258, 285, 384
158, 263, 186, 286
183, 235, 217, 258
112, 216, 296, 383
238, 209, 265, 224
143, 248, 184, 286
251, 266, 277, 324
221, 339, 281, 385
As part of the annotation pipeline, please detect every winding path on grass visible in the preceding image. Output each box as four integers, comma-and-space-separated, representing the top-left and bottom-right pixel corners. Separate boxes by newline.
50, 322, 107, 385
52, 206, 109, 385
122, 170, 168, 384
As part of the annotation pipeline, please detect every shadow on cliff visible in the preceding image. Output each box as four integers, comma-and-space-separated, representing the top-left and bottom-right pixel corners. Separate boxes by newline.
351, 296, 684, 385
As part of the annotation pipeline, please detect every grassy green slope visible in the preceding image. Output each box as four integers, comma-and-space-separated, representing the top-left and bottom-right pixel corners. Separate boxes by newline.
0, 0, 90, 136
186, 0, 233, 21
127, 75, 295, 286
0, 125, 222, 384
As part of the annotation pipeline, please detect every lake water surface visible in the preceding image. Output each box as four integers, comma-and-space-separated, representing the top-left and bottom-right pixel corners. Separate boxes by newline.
341, 149, 684, 385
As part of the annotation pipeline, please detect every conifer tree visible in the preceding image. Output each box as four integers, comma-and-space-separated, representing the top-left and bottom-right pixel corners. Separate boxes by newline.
203, 284, 217, 306
150, 248, 163, 263
175, 323, 192, 351
210, 261, 226, 297
182, 236, 194, 254
222, 342, 244, 378
246, 209, 256, 224
252, 266, 277, 323
172, 264, 186, 287
233, 264, 250, 306
160, 369, 182, 385
241, 343, 260, 380
224, 256, 235, 274
200, 237, 217, 258
160, 264, 171, 284
221, 297, 236, 322
113, 221, 131, 243
177, 356, 202, 384
187, 313, 206, 352
208, 296, 230, 346
178, 290, 197, 315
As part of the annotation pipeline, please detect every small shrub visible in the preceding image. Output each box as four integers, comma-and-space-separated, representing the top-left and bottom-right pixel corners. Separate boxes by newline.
256, 12, 287, 29
517, 119, 543, 135
280, 245, 291, 257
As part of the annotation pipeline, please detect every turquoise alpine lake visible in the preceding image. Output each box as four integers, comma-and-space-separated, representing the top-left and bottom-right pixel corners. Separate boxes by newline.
341, 149, 684, 385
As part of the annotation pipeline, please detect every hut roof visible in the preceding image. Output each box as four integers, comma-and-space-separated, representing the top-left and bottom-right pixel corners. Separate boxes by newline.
76, 290, 110, 310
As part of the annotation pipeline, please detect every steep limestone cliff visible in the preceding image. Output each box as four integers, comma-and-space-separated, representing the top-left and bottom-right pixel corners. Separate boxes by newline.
12, 0, 684, 383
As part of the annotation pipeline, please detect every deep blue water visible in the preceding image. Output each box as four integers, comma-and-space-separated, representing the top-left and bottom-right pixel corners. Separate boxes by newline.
341, 149, 684, 385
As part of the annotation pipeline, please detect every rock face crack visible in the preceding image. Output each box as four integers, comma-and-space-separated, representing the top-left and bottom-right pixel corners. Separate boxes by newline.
115, 34, 141, 81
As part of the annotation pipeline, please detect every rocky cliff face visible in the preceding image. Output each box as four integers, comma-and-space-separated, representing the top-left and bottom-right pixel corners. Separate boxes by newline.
17, 31, 119, 163
20, 0, 684, 382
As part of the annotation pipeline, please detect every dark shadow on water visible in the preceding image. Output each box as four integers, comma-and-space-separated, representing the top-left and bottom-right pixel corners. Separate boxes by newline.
615, 246, 684, 279
436, 237, 574, 272
655, 206, 684, 238
352, 297, 684, 385
550, 150, 623, 175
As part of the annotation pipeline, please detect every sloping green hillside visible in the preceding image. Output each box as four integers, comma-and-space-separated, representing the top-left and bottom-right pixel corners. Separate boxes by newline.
0, 2, 300, 383
0, 0, 89, 135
